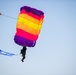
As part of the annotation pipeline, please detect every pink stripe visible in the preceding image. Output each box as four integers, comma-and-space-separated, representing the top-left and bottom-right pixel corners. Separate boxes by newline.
16, 28, 38, 41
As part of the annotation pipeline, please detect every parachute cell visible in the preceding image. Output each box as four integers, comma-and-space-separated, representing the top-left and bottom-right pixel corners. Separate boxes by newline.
14, 6, 44, 47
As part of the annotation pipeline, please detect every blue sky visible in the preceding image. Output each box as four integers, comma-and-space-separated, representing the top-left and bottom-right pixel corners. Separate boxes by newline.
0, 0, 76, 75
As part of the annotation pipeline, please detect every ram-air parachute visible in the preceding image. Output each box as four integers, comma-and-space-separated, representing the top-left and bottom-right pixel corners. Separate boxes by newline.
14, 6, 44, 47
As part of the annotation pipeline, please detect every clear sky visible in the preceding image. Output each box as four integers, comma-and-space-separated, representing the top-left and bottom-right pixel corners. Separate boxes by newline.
0, 0, 76, 75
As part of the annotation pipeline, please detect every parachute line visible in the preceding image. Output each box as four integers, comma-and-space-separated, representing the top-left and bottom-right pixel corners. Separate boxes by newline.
2, 14, 17, 20
0, 12, 17, 20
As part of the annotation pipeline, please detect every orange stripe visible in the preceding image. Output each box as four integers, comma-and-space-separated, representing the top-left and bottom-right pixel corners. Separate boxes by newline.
16, 22, 40, 35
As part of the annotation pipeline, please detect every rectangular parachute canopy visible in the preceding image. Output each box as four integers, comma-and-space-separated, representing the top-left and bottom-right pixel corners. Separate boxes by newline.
14, 6, 44, 47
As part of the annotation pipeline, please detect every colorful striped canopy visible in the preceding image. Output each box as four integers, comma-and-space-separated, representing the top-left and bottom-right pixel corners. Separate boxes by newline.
14, 6, 44, 47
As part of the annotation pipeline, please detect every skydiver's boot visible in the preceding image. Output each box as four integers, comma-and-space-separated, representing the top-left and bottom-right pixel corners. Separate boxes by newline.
21, 58, 24, 62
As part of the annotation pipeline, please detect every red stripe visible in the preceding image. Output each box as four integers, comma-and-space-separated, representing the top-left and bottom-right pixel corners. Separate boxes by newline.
16, 28, 38, 41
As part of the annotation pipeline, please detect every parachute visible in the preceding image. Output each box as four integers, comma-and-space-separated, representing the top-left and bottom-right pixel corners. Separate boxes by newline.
14, 6, 44, 47
0, 50, 15, 56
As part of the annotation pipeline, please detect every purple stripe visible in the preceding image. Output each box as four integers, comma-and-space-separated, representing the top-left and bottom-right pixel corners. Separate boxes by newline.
14, 35, 36, 47
20, 6, 44, 16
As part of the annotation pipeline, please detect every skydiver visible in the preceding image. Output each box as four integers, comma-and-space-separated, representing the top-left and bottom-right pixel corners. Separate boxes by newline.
20, 46, 27, 62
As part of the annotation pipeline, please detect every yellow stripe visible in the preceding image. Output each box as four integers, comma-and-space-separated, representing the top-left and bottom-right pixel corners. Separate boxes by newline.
18, 14, 43, 24
17, 17, 42, 30
16, 22, 40, 35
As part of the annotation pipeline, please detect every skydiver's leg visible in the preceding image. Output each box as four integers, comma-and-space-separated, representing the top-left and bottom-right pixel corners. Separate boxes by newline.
21, 55, 25, 62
